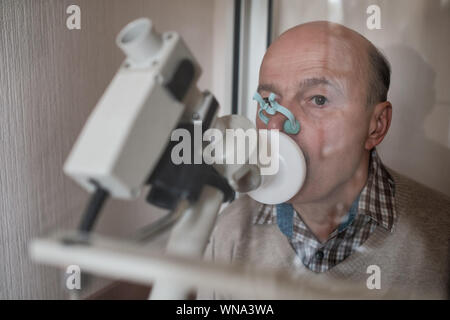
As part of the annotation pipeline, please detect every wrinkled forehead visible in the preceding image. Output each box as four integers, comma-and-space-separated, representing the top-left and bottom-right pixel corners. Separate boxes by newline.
260, 30, 367, 89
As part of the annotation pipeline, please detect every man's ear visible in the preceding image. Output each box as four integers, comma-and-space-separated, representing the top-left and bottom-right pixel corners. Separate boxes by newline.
365, 101, 392, 150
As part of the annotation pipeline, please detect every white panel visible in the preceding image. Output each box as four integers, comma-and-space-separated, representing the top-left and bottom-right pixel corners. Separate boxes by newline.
238, 0, 270, 122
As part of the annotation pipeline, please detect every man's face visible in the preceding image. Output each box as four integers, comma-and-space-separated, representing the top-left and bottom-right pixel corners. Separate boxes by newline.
256, 26, 371, 203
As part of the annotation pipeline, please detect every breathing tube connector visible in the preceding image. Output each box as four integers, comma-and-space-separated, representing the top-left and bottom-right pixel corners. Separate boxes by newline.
253, 92, 300, 135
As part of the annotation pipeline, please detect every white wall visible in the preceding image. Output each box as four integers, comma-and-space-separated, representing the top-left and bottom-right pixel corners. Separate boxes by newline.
0, 0, 233, 299
271, 0, 450, 196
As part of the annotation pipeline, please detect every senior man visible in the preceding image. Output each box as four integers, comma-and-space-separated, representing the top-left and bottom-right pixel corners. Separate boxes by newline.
199, 21, 450, 299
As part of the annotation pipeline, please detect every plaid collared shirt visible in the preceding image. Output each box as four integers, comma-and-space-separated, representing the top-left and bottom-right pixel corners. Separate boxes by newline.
253, 148, 397, 273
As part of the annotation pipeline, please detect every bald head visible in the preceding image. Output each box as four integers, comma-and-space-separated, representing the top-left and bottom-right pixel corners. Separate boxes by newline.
262, 21, 390, 107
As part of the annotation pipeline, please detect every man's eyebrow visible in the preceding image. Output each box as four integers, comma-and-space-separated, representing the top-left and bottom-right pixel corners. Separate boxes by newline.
257, 83, 278, 94
258, 77, 343, 96
298, 77, 341, 92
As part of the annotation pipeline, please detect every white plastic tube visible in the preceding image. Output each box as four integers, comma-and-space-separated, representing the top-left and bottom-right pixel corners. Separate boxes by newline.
29, 232, 409, 299
116, 18, 163, 66
149, 186, 224, 299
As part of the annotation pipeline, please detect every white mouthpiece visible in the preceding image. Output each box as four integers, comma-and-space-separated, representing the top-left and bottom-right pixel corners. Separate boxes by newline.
247, 131, 306, 205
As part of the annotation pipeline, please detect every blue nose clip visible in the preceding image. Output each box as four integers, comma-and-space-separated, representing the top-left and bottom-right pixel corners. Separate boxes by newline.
253, 92, 300, 135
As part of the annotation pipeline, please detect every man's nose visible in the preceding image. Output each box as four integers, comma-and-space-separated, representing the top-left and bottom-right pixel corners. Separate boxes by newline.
267, 112, 288, 130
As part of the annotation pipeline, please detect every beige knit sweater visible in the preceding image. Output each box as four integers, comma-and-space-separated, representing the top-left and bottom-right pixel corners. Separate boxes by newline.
198, 169, 450, 299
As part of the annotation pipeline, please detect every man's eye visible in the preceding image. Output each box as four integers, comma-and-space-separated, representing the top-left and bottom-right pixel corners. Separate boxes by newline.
311, 95, 328, 106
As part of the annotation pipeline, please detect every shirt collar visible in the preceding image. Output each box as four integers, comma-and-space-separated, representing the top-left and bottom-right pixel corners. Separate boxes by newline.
358, 148, 396, 231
